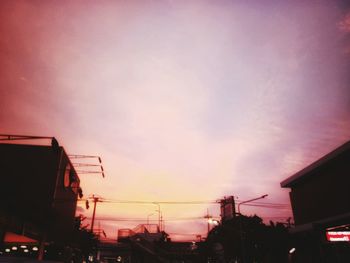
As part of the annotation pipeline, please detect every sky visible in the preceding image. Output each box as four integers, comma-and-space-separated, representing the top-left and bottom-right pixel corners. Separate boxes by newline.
1, 0, 350, 241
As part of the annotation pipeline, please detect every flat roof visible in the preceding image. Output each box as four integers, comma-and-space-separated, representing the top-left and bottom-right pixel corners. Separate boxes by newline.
0, 142, 80, 181
281, 140, 350, 188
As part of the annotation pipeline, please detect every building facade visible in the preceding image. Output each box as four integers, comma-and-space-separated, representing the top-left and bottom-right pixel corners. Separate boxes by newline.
0, 141, 82, 259
281, 140, 350, 262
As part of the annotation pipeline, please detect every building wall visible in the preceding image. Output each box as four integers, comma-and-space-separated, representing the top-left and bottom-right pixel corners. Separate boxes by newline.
0, 143, 79, 242
50, 148, 80, 241
0, 144, 58, 226
289, 151, 350, 225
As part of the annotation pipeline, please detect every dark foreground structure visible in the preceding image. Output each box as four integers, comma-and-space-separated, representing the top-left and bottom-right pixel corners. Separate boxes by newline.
281, 140, 350, 263
99, 224, 201, 263
0, 139, 83, 261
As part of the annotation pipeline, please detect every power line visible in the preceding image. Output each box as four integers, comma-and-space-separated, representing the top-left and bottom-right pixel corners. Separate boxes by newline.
53, 198, 291, 211
86, 216, 207, 222
260, 216, 292, 219
167, 233, 206, 236
242, 203, 291, 209
238, 201, 289, 206
78, 198, 289, 207
101, 199, 217, 205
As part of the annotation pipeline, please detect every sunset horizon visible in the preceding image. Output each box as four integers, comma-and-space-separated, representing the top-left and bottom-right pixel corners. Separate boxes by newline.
1, 0, 350, 246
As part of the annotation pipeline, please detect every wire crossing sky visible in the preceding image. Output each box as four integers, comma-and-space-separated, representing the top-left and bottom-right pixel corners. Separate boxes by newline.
1, 0, 350, 240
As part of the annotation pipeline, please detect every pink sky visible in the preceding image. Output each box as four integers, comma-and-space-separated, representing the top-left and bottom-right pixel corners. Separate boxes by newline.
1, 0, 350, 241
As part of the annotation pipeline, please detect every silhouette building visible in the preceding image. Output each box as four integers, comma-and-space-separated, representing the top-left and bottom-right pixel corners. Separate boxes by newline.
281, 140, 350, 262
0, 141, 82, 249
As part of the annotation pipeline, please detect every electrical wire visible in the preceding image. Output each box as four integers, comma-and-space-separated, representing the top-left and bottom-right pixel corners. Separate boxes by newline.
85, 216, 208, 222
102, 199, 217, 204
241, 203, 291, 209
77, 198, 289, 207
237, 201, 289, 206
167, 232, 206, 236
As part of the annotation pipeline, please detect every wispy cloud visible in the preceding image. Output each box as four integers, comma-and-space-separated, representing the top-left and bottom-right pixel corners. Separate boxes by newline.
1, 0, 350, 239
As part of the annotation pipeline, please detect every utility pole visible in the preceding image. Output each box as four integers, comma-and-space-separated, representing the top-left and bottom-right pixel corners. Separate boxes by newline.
205, 209, 211, 236
91, 196, 100, 232
160, 212, 163, 232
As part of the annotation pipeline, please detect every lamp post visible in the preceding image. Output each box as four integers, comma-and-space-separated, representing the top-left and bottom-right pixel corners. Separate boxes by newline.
69, 155, 105, 178
238, 194, 268, 263
153, 202, 161, 232
147, 213, 154, 226
237, 194, 268, 215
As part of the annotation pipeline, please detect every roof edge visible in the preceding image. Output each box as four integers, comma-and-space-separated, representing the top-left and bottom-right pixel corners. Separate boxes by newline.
281, 140, 350, 188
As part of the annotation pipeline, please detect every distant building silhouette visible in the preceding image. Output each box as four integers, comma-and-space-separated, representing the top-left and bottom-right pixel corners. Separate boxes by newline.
101, 224, 201, 263
281, 140, 350, 262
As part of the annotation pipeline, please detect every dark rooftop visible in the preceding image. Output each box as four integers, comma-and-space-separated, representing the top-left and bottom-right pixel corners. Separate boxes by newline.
281, 140, 350, 188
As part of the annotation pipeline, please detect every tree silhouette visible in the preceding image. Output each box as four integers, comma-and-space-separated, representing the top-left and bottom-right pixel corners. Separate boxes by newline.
206, 215, 290, 263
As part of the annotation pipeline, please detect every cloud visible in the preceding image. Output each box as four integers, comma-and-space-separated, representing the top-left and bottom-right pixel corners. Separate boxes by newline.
338, 12, 350, 33
1, 0, 350, 240
76, 205, 85, 214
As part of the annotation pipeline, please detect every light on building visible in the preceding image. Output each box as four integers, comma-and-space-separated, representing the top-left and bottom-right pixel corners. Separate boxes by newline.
24, 249, 29, 253
326, 231, 350, 242
289, 248, 296, 254
20, 245, 27, 249
5, 248, 10, 253
116, 256, 122, 262
11, 246, 18, 251
32, 247, 39, 251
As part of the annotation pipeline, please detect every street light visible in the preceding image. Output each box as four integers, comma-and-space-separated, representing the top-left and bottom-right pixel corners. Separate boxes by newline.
68, 154, 102, 163
69, 155, 105, 178
238, 194, 268, 263
147, 213, 154, 226
237, 194, 268, 215
153, 202, 161, 232
208, 219, 220, 226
